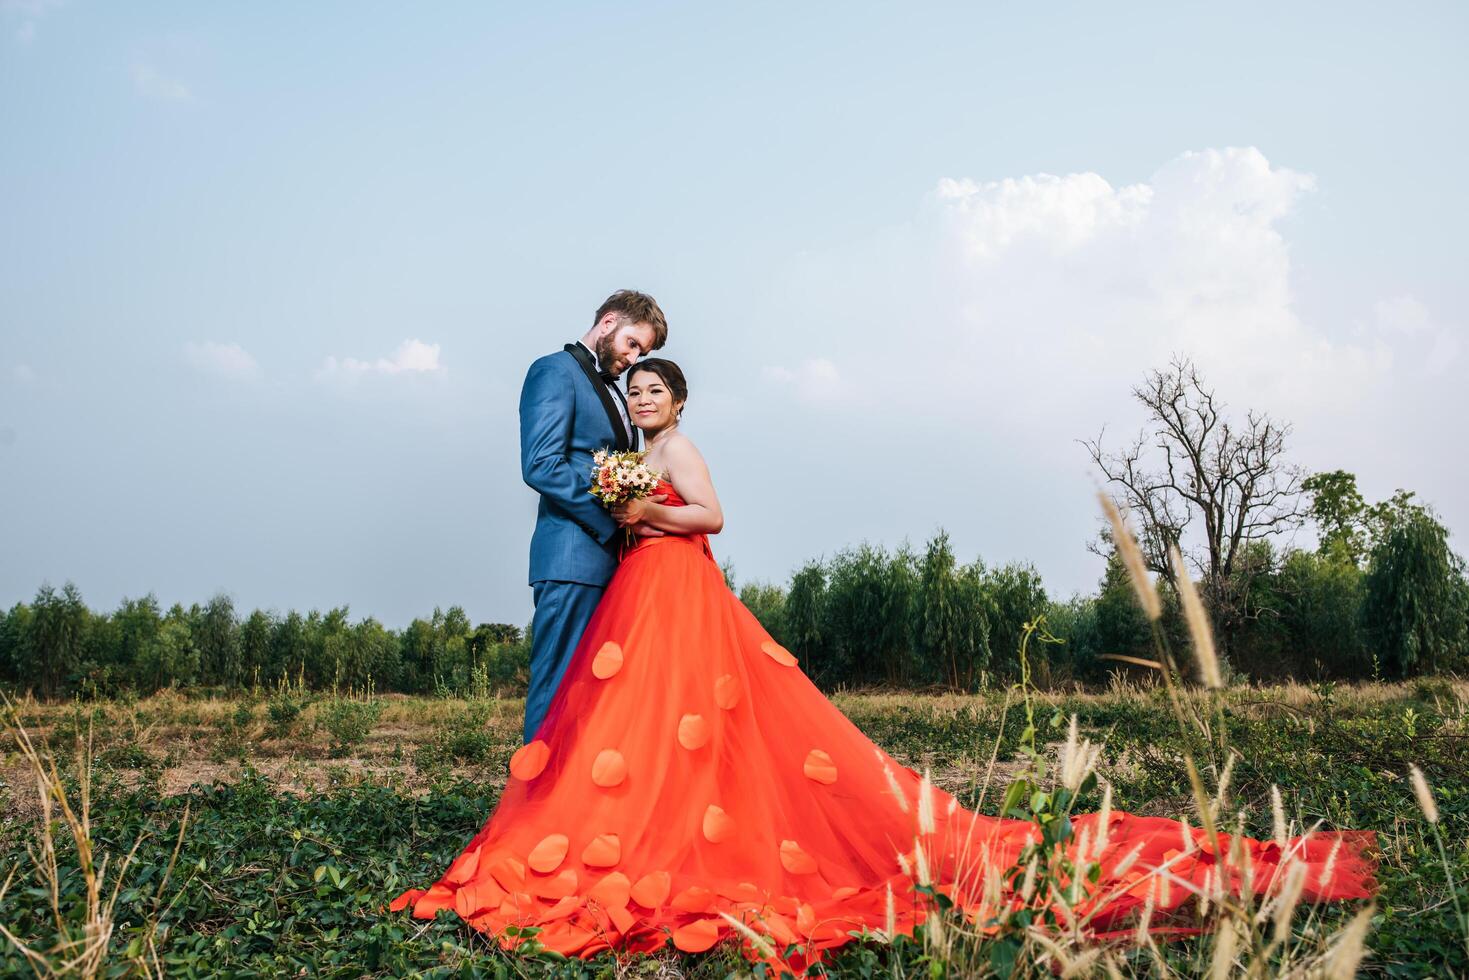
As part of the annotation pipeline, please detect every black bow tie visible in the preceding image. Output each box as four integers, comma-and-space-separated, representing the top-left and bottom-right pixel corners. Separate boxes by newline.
599, 369, 616, 385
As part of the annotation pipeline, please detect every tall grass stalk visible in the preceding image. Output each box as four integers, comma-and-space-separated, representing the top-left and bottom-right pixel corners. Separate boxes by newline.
0, 694, 188, 978
1408, 763, 1468, 962
851, 498, 1382, 978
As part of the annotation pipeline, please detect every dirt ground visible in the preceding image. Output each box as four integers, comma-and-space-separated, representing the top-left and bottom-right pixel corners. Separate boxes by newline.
0, 691, 1035, 829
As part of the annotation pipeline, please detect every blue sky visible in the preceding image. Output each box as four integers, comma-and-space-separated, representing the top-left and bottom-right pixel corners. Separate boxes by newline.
3, 1, 1466, 628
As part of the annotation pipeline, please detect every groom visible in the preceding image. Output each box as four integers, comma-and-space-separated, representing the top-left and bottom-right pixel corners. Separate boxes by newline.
518, 289, 669, 741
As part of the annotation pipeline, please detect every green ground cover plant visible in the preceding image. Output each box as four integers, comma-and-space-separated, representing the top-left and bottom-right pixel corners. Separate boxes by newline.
1, 675, 1464, 977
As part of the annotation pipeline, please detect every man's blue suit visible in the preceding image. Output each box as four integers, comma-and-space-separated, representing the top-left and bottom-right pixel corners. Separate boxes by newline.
519, 345, 632, 741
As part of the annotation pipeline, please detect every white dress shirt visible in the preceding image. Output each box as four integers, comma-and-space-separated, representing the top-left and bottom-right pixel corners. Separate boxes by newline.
577, 341, 632, 444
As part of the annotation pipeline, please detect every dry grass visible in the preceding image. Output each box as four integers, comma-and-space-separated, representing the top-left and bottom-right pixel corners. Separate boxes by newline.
0, 697, 188, 978
3, 679, 1461, 825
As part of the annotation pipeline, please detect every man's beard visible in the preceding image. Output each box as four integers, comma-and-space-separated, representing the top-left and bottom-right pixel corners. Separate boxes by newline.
594, 333, 621, 377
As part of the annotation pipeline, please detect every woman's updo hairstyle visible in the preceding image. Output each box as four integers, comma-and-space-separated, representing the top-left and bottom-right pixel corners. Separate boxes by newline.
627, 358, 689, 418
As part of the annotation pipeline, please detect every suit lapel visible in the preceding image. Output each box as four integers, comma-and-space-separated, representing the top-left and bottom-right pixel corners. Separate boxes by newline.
564, 343, 631, 452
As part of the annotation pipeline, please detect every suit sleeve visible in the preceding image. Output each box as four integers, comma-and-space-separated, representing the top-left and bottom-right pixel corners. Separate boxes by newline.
519, 357, 618, 546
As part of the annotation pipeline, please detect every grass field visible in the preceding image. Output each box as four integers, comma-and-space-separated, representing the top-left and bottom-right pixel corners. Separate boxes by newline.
2, 679, 1466, 977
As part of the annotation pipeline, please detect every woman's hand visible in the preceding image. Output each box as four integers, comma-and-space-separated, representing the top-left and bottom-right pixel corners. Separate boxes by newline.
612, 494, 666, 527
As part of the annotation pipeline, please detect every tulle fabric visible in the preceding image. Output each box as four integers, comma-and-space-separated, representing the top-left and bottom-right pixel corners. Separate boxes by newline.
391, 483, 1376, 967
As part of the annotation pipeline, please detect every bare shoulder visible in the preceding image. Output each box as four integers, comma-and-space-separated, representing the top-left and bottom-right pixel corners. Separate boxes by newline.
661, 431, 704, 460
659, 432, 711, 478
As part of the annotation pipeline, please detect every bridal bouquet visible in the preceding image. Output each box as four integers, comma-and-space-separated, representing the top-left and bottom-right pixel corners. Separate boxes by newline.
588, 448, 662, 507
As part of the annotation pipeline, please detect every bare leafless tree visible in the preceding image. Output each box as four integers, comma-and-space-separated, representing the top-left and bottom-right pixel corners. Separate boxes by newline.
1082, 356, 1306, 656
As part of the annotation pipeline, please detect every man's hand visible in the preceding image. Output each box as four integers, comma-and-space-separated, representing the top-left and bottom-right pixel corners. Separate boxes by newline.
631, 523, 667, 538
612, 494, 666, 527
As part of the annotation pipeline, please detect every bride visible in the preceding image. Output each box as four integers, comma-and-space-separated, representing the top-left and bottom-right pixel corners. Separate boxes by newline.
391, 358, 1375, 966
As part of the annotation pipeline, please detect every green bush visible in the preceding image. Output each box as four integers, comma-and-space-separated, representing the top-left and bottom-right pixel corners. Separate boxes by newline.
266, 686, 306, 738
414, 700, 504, 767
317, 697, 382, 758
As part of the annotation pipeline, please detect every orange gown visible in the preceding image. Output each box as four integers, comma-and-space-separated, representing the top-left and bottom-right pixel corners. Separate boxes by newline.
391, 481, 1375, 965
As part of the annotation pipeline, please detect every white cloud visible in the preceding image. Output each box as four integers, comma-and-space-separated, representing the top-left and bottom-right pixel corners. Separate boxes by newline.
132, 62, 193, 102
760, 146, 1440, 431
1373, 294, 1460, 375
186, 341, 258, 378
934, 171, 1153, 259
316, 339, 445, 381
926, 147, 1356, 412
2, 0, 61, 44
1375, 294, 1435, 335
761, 357, 841, 403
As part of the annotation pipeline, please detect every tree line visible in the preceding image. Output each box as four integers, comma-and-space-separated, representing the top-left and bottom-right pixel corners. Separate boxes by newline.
2, 358, 1465, 700
733, 469, 1468, 688
3, 471, 1462, 702
0, 594, 528, 700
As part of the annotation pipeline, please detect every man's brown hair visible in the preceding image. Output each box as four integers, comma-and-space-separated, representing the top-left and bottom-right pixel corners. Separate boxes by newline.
594, 290, 668, 350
